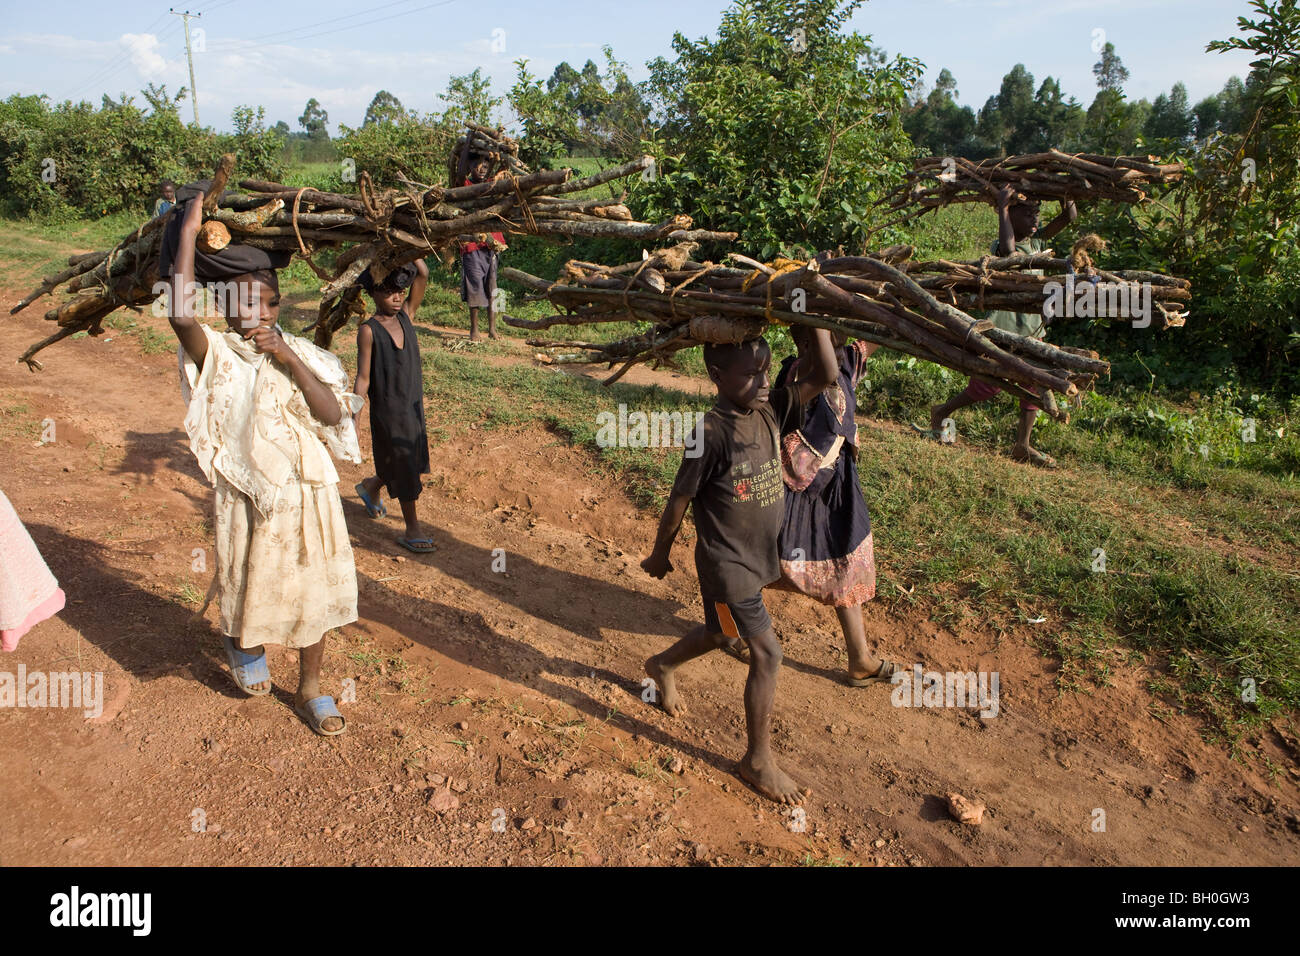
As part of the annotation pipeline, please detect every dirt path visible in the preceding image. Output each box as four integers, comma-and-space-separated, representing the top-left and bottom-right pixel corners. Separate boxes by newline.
1, 304, 1296, 867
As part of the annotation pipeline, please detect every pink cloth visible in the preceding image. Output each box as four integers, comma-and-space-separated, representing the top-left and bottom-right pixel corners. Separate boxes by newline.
2, 588, 65, 651
0, 489, 64, 650
962, 377, 1039, 413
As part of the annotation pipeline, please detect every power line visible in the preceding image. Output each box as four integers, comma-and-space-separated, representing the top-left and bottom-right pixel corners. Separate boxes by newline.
212, 0, 459, 55
61, 2, 235, 108
64, 26, 185, 104
61, 13, 176, 100
210, 0, 421, 49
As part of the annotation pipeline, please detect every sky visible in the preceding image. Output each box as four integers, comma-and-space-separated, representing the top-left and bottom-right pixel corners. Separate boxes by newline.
0, 0, 1258, 133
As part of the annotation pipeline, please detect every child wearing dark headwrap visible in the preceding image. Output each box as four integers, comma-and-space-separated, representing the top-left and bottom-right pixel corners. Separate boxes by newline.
161, 182, 363, 736
351, 259, 433, 553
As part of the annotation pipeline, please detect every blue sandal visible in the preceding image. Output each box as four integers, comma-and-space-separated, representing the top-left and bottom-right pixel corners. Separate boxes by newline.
396, 536, 436, 554
295, 694, 347, 736
222, 636, 271, 696
356, 482, 387, 519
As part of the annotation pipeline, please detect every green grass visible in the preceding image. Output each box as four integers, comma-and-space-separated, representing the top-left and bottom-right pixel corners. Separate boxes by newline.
330, 305, 1297, 749
5, 196, 1297, 757
104, 312, 173, 354
894, 202, 998, 261
0, 213, 145, 286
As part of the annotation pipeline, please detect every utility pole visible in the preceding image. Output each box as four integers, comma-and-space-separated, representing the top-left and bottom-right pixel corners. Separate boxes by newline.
170, 8, 201, 126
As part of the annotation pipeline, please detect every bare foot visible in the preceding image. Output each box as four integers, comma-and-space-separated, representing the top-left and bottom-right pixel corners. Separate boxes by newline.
929, 405, 945, 433
738, 753, 809, 805
1011, 445, 1056, 468
645, 656, 683, 716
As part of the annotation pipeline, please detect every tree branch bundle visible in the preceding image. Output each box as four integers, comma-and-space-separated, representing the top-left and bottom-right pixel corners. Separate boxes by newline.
878, 149, 1185, 227
503, 244, 1112, 417
11, 152, 738, 365
869, 237, 1189, 330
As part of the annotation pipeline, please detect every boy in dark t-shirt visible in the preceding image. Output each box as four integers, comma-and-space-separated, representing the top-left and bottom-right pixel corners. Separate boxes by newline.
642, 328, 837, 806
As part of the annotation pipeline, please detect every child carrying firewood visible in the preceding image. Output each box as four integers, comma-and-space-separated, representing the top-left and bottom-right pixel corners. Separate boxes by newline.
352, 259, 434, 554
459, 154, 507, 341
725, 326, 906, 687
925, 184, 1077, 467
642, 329, 837, 805
164, 184, 363, 737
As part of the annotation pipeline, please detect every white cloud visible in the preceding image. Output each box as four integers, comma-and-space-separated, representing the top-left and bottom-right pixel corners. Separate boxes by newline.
120, 33, 167, 79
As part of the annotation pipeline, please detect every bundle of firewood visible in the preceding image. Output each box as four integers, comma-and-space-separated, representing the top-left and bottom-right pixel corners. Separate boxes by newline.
446, 123, 529, 185
503, 243, 1110, 419
878, 149, 1184, 227
882, 236, 1189, 330
11, 154, 737, 365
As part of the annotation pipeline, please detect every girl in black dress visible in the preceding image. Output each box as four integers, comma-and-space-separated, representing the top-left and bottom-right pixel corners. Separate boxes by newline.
352, 259, 434, 553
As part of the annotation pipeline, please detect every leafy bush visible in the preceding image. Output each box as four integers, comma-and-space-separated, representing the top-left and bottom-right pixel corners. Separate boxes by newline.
0, 93, 285, 219
335, 113, 455, 187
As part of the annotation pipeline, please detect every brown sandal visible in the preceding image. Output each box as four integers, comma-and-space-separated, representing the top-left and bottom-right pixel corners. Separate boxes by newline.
847, 659, 907, 687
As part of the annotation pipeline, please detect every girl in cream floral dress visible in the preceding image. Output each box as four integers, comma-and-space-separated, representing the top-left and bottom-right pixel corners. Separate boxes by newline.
163, 183, 362, 735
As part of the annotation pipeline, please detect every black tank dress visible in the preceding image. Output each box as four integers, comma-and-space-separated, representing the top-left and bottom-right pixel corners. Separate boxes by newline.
363, 309, 429, 500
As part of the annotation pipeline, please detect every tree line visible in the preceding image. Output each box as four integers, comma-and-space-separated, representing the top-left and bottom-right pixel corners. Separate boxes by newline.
904, 42, 1254, 158
0, 0, 1293, 392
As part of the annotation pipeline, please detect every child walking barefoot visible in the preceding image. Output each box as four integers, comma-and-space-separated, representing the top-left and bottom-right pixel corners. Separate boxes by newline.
763, 327, 905, 686
642, 330, 837, 805
164, 186, 363, 736
927, 185, 1077, 467
352, 259, 434, 554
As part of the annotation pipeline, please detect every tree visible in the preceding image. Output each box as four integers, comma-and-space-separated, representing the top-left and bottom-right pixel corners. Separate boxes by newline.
298, 97, 329, 140
902, 67, 984, 157
141, 83, 186, 117
638, 0, 922, 256
1031, 77, 1086, 152
272, 120, 291, 137
1145, 81, 1193, 142
1085, 43, 1140, 151
441, 68, 501, 128
1092, 42, 1130, 92
511, 48, 651, 161
363, 90, 406, 126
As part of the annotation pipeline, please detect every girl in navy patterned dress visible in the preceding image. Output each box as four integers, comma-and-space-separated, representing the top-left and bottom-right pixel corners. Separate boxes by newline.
768, 328, 904, 686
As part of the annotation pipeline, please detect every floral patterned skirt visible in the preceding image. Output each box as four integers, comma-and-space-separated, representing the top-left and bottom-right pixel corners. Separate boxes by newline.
771, 452, 876, 607
214, 473, 358, 648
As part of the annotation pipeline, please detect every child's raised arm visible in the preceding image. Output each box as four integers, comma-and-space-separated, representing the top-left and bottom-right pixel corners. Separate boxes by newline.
1038, 199, 1078, 242
169, 195, 209, 368
352, 323, 374, 426
790, 327, 837, 405
642, 492, 692, 578
405, 258, 429, 320
994, 184, 1018, 257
